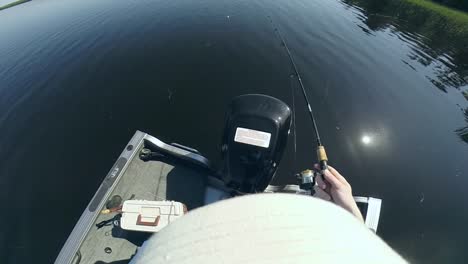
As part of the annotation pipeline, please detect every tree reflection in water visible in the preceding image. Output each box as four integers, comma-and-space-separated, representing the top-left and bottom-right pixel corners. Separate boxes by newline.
343, 0, 468, 144
342, 0, 468, 93
456, 107, 468, 143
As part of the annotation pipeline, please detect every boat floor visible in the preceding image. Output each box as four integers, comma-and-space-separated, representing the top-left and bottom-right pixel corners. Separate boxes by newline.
56, 131, 382, 264
75, 137, 210, 263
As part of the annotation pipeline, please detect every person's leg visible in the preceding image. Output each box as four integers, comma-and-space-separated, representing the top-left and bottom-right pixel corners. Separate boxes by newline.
131, 193, 406, 264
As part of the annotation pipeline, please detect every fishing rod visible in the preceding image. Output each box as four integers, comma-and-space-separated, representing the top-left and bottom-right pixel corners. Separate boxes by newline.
270, 19, 329, 172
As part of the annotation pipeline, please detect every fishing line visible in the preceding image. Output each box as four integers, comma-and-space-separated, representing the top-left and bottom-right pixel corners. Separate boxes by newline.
267, 15, 329, 172
290, 73, 297, 173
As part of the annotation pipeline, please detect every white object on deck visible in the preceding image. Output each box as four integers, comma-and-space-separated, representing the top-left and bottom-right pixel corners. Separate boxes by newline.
121, 200, 186, 233
354, 196, 382, 232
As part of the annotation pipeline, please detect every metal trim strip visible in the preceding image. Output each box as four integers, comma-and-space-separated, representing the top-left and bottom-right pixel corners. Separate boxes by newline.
54, 131, 146, 264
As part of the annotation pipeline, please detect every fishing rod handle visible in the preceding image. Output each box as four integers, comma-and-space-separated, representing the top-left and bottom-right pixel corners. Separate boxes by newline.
319, 160, 328, 172
316, 145, 328, 171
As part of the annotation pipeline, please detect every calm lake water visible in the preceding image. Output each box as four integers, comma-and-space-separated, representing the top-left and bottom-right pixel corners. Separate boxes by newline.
1, 0, 467, 263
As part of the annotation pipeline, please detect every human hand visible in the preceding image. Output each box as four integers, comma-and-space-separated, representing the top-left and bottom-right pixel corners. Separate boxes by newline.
313, 164, 364, 222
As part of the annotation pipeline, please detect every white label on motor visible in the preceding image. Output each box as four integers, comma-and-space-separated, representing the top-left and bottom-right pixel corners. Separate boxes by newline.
234, 127, 271, 148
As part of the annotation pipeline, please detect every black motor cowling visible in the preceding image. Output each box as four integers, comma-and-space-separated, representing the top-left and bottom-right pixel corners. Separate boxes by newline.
220, 94, 292, 193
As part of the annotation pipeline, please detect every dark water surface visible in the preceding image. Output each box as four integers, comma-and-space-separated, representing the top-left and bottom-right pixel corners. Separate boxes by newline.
1, 0, 468, 263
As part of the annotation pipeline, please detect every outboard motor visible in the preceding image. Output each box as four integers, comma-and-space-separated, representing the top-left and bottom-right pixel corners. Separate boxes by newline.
220, 94, 292, 193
